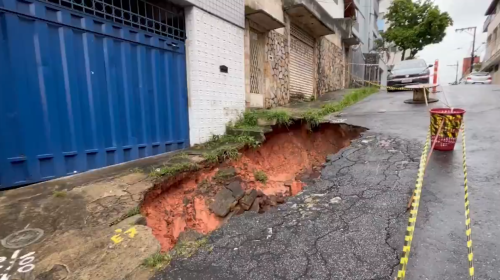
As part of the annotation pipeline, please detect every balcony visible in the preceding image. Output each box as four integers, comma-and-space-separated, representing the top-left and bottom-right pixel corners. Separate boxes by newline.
344, 19, 361, 46
484, 15, 493, 32
283, 0, 337, 37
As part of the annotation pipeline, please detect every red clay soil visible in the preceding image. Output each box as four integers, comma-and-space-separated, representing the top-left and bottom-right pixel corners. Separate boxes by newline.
141, 123, 362, 252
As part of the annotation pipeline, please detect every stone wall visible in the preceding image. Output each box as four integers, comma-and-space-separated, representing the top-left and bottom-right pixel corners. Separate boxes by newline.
264, 29, 289, 108
316, 37, 344, 95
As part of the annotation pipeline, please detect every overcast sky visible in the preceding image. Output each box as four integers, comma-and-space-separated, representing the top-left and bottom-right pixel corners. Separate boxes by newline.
417, 0, 491, 84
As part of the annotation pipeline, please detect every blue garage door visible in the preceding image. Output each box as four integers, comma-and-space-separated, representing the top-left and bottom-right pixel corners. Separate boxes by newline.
0, 0, 189, 188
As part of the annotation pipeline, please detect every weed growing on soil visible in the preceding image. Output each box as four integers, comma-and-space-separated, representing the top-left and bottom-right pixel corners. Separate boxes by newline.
305, 87, 378, 128
125, 206, 140, 218
150, 162, 200, 178
143, 238, 210, 270
175, 238, 209, 258
203, 146, 240, 164
143, 252, 173, 270
233, 110, 293, 128
254, 170, 268, 184
52, 190, 67, 198
231, 87, 377, 129
202, 134, 260, 149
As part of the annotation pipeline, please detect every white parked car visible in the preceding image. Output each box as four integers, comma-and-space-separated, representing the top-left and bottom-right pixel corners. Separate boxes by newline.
465, 72, 492, 84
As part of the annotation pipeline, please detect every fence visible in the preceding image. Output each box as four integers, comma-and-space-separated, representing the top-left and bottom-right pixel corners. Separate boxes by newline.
345, 63, 382, 88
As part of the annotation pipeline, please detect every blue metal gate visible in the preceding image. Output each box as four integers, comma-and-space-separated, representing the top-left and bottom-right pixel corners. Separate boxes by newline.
0, 0, 189, 189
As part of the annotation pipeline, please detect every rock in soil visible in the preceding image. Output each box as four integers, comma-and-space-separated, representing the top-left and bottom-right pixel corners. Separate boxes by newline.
214, 167, 237, 182
240, 189, 258, 210
250, 199, 260, 213
226, 181, 245, 200
116, 214, 147, 228
256, 190, 265, 197
232, 205, 246, 215
209, 188, 237, 217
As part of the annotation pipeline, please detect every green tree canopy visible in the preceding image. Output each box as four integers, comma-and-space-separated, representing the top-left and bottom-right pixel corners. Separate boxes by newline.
383, 0, 453, 60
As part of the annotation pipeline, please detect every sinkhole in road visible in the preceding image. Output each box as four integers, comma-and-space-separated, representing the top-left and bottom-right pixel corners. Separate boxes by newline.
141, 123, 365, 251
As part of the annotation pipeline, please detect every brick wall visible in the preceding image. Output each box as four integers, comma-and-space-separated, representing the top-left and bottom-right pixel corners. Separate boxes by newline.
185, 6, 245, 145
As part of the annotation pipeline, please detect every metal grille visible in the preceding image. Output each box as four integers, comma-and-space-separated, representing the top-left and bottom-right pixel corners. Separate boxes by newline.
249, 29, 263, 94
290, 24, 315, 47
40, 0, 185, 41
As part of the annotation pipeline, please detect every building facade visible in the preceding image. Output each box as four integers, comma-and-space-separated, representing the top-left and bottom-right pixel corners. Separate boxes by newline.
243, 0, 363, 108
482, 0, 500, 83
0, 0, 378, 188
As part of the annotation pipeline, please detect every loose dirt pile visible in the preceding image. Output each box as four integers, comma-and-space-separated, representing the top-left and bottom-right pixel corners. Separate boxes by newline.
141, 123, 364, 251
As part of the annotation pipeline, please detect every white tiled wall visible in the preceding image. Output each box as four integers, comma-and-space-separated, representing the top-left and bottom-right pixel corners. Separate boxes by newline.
186, 0, 245, 28
185, 6, 245, 145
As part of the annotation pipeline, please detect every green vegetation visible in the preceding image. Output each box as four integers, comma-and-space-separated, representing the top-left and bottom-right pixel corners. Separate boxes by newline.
143, 252, 173, 270
232, 110, 292, 128
231, 87, 377, 129
125, 206, 141, 218
175, 238, 210, 258
201, 134, 260, 149
254, 170, 268, 184
143, 238, 210, 271
52, 190, 67, 198
203, 146, 240, 164
382, 0, 453, 60
150, 162, 200, 178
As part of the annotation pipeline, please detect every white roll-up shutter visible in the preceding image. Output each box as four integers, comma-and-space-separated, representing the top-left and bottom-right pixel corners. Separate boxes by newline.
290, 24, 315, 99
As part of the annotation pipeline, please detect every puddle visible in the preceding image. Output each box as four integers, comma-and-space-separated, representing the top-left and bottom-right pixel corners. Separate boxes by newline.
141, 123, 364, 251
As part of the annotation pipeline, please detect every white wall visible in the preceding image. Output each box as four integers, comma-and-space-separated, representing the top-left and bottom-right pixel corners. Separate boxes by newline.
185, 0, 245, 28
318, 0, 344, 48
185, 6, 246, 145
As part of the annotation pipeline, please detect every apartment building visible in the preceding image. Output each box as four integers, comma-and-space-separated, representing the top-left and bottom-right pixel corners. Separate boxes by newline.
358, 0, 387, 86
482, 0, 500, 83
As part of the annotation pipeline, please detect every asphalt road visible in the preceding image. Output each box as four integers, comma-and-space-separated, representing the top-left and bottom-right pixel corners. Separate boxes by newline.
154, 85, 500, 280
343, 85, 500, 280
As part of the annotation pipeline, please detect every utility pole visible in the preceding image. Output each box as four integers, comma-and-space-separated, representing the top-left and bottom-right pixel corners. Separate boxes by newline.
456, 27, 477, 75
447, 61, 459, 84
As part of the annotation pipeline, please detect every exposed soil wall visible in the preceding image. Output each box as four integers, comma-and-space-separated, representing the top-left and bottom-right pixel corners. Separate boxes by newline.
141, 123, 364, 251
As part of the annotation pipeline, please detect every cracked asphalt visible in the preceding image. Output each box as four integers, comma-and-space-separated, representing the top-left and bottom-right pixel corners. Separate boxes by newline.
153, 85, 500, 280
153, 134, 421, 280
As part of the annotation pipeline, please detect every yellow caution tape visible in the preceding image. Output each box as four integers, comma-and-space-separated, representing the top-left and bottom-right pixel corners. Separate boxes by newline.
397, 130, 431, 280
351, 76, 412, 91
397, 121, 476, 280
461, 122, 475, 280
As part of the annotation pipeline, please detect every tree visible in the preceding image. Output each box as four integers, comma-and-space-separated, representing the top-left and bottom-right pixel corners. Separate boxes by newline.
382, 0, 453, 60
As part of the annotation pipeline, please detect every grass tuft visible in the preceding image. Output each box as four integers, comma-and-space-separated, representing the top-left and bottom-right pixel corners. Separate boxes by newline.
143, 237, 210, 271
203, 147, 240, 164
125, 206, 141, 218
150, 162, 200, 179
52, 190, 67, 198
143, 253, 173, 270
254, 170, 268, 184
302, 87, 378, 128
